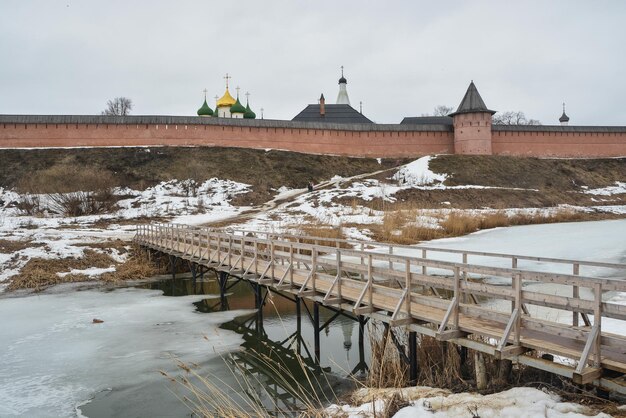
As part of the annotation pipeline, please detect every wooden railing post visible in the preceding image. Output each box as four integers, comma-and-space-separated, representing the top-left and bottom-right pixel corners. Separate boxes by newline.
514, 273, 522, 345
336, 249, 342, 300
228, 236, 232, 267
388, 246, 393, 270
296, 238, 301, 270
367, 254, 373, 309
289, 244, 294, 286
421, 249, 427, 275
453, 266, 460, 328
254, 240, 258, 275
312, 247, 318, 293
241, 235, 245, 270
405, 259, 411, 317
573, 263, 580, 326
593, 282, 602, 367
360, 243, 365, 280
271, 240, 275, 279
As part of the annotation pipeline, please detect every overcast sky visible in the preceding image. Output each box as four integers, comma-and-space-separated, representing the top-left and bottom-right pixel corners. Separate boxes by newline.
1, 0, 625, 125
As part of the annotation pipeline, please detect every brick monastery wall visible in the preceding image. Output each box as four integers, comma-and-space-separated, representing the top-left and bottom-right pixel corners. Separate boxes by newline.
0, 116, 625, 158
492, 127, 626, 158
0, 117, 454, 157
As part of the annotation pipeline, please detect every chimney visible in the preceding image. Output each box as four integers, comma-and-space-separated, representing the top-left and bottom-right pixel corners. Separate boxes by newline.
319, 94, 325, 117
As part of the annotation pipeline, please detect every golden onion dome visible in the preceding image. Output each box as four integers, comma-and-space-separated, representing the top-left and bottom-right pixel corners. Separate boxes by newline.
216, 89, 236, 108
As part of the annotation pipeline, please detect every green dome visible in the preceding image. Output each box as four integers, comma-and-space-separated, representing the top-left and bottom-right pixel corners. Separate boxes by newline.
230, 97, 246, 114
244, 102, 256, 119
197, 99, 213, 116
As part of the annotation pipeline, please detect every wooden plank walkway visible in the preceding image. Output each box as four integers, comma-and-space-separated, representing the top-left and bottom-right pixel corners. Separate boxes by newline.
134, 223, 626, 393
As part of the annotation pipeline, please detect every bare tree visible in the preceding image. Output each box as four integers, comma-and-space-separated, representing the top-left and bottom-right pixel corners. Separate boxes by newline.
492, 111, 541, 125
432, 105, 454, 116
421, 105, 454, 117
101, 97, 133, 116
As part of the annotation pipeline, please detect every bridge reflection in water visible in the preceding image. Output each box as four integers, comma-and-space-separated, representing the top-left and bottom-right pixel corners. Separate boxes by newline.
143, 274, 368, 414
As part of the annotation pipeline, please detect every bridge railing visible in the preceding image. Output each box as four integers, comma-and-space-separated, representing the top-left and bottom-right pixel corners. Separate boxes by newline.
134, 223, 626, 378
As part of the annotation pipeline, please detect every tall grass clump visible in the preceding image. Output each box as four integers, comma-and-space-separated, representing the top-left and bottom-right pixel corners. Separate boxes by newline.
17, 164, 119, 216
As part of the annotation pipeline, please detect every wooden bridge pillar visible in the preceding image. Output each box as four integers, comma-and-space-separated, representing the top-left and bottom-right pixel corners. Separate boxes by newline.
358, 315, 366, 373
255, 283, 264, 332
313, 302, 320, 364
169, 255, 176, 279
190, 263, 197, 287
295, 296, 302, 355
409, 331, 418, 385
219, 271, 229, 310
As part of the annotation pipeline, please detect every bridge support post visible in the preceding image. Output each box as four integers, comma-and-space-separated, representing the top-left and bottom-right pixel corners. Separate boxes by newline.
314, 302, 320, 364
409, 331, 418, 385
169, 255, 176, 279
295, 296, 302, 355
191, 263, 197, 288
358, 315, 366, 372
255, 283, 264, 332
219, 271, 229, 310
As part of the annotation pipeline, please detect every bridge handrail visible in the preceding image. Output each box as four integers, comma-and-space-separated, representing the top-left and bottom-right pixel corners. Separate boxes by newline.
136, 223, 626, 291
224, 227, 626, 271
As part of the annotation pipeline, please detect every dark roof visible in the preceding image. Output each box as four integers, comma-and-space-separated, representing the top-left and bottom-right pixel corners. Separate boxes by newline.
292, 104, 373, 124
400, 116, 453, 126
559, 112, 570, 123
449, 81, 496, 116
0, 114, 456, 131
339, 76, 347, 84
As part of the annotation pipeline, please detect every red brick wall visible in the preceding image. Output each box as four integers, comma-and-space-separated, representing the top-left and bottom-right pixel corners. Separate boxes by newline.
0, 122, 454, 157
492, 130, 626, 157
2, 122, 625, 158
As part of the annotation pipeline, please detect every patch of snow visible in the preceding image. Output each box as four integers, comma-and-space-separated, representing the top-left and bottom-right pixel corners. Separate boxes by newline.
392, 156, 447, 186
392, 387, 610, 418
584, 181, 626, 196
57, 266, 116, 278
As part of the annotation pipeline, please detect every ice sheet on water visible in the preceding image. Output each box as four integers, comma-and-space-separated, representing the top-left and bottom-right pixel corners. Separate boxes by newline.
0, 288, 249, 417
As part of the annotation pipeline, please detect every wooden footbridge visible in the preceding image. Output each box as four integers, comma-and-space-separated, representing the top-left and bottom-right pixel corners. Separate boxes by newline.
134, 223, 626, 394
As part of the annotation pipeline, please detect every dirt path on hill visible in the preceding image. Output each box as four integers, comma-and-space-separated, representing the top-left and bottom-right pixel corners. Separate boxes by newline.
203, 165, 401, 227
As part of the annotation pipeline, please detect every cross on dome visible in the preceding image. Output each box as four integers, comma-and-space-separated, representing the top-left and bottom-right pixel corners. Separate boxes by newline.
224, 73, 231, 89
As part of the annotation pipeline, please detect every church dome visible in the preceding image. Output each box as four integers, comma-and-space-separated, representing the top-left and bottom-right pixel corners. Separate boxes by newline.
244, 102, 256, 119
217, 89, 236, 108
559, 112, 570, 123
230, 97, 246, 114
197, 99, 213, 116
338, 75, 347, 84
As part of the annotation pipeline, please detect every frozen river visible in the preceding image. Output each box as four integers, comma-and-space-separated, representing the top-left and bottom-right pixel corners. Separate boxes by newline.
0, 219, 625, 417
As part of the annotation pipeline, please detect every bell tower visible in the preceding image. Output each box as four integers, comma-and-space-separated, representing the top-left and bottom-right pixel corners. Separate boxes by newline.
450, 81, 496, 155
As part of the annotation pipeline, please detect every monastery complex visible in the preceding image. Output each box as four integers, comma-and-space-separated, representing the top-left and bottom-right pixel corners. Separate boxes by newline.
0, 72, 625, 158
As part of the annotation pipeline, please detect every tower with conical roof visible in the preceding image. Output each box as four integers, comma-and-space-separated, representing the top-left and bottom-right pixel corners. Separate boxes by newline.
559, 103, 570, 126
336, 66, 350, 105
449, 81, 496, 155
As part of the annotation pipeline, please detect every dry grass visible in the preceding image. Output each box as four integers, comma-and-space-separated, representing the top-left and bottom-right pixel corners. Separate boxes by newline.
441, 209, 589, 237
100, 250, 160, 283
6, 249, 116, 291
6, 245, 162, 291
296, 221, 351, 249
367, 208, 599, 245
0, 238, 41, 253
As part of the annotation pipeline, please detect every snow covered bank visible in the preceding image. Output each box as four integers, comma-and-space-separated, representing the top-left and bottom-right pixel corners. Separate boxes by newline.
0, 178, 252, 288
328, 386, 611, 418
